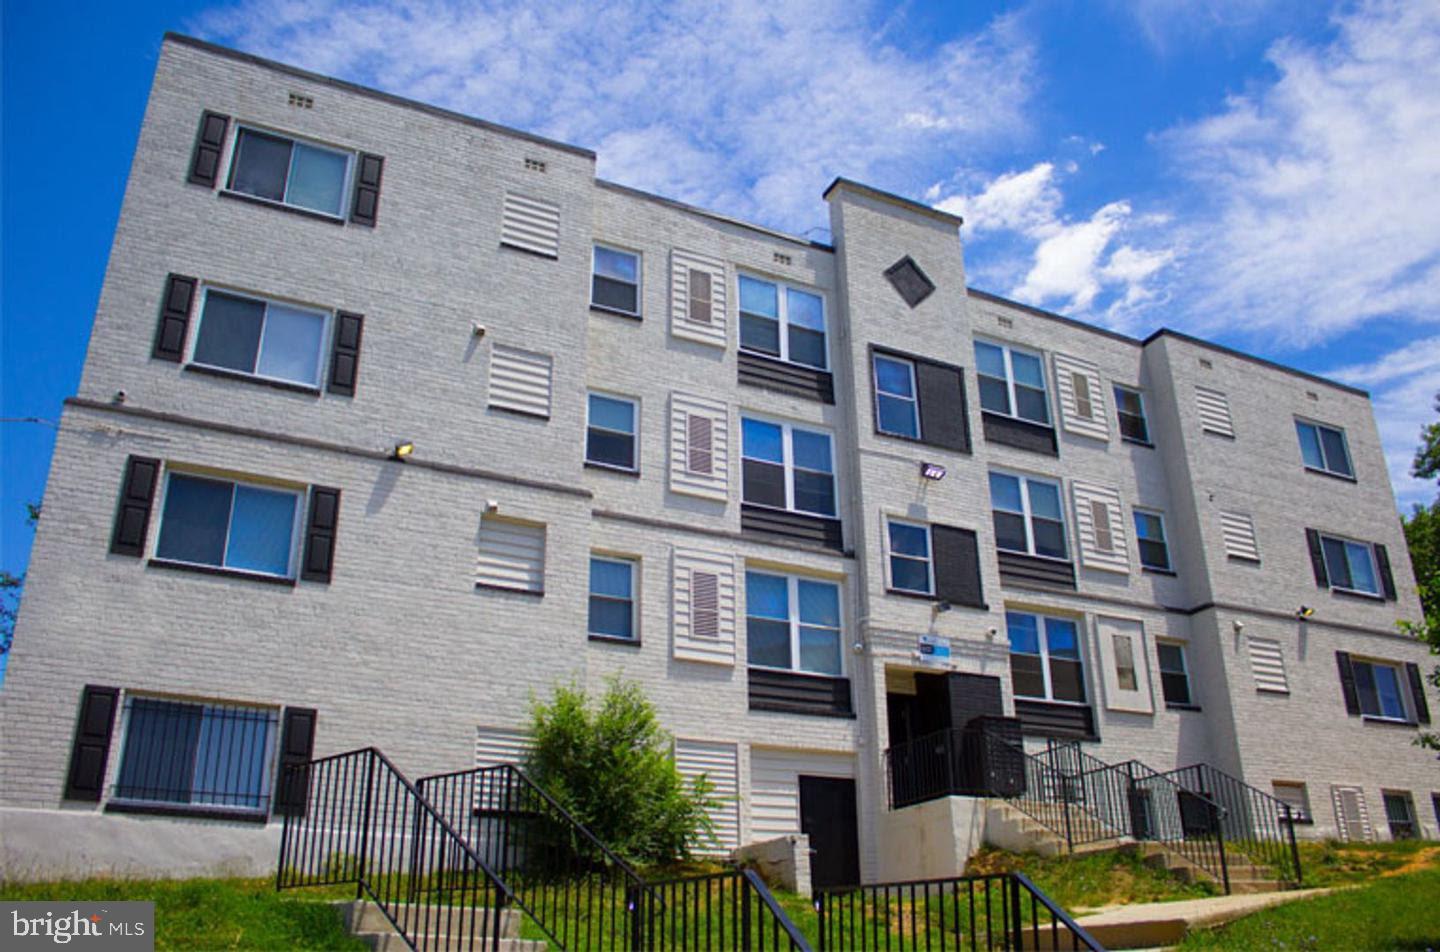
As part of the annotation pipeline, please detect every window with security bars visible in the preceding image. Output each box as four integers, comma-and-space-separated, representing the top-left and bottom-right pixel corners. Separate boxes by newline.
113, 697, 278, 811
1383, 791, 1417, 840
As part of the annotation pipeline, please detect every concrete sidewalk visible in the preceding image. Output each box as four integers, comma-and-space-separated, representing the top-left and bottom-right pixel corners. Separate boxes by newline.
1070, 888, 1334, 949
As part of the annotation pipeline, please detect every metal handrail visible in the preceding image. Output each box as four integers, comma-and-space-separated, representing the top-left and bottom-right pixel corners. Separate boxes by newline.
1157, 762, 1303, 885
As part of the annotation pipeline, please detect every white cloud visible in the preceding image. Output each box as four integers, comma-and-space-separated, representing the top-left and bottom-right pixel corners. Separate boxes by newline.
1329, 337, 1440, 510
192, 0, 1038, 233
1157, 0, 1440, 346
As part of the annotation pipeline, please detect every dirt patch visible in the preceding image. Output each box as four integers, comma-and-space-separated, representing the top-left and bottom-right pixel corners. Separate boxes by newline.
1380, 845, 1440, 877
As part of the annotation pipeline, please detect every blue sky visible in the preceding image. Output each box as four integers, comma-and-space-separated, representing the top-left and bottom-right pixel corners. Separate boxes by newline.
3, 0, 1439, 619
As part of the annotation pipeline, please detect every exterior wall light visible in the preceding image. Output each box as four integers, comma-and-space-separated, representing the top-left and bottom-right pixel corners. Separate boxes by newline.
1295, 606, 1314, 619
921, 462, 947, 480
391, 442, 415, 461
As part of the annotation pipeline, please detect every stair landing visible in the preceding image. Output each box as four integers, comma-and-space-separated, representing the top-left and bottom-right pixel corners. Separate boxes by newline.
335, 900, 546, 952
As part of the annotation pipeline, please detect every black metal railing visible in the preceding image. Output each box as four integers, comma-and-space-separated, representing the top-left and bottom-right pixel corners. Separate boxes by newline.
112, 697, 278, 811
417, 763, 645, 950
1158, 763, 1302, 886
276, 748, 519, 952
886, 726, 1027, 810
418, 763, 812, 951
639, 868, 811, 950
814, 872, 1104, 951
1111, 758, 1230, 893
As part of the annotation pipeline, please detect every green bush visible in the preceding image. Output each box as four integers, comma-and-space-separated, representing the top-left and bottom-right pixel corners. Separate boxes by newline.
525, 678, 719, 866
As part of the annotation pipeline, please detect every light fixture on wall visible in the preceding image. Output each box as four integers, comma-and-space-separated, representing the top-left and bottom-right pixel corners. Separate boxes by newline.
932, 600, 953, 616
1232, 619, 1245, 634
391, 441, 415, 462
921, 462, 947, 481
1295, 605, 1314, 619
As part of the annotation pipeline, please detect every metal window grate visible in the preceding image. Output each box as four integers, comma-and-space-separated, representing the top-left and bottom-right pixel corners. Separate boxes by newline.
113, 696, 277, 810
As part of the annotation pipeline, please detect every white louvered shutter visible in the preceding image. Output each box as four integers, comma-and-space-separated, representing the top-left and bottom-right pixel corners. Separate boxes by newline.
672, 548, 735, 665
1331, 785, 1373, 842
1219, 511, 1261, 562
1195, 386, 1235, 438
475, 727, 532, 810
475, 517, 546, 593
670, 392, 729, 501
671, 250, 727, 347
1247, 638, 1289, 693
500, 193, 560, 258
1071, 482, 1129, 574
674, 739, 739, 852
1053, 353, 1109, 441
488, 344, 553, 418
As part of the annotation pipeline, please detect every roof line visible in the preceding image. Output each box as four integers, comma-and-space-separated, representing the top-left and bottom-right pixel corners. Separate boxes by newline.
163, 32, 597, 160
595, 180, 833, 252
823, 177, 964, 227
968, 287, 1369, 398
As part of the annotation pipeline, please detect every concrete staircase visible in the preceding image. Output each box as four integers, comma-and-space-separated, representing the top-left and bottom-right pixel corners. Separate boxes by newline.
335, 900, 547, 951
985, 800, 1286, 894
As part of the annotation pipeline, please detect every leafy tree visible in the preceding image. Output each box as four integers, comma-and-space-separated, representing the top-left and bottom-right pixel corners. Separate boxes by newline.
525, 677, 718, 866
0, 502, 40, 659
1403, 393, 1439, 754
1414, 390, 1440, 487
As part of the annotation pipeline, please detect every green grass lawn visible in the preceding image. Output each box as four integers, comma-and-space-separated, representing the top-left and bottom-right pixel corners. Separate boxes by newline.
963, 846, 1217, 910
0, 877, 365, 951
1178, 867, 1440, 951
1290, 837, 1438, 886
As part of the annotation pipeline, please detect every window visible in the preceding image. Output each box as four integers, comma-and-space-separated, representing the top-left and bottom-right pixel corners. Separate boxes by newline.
975, 340, 1049, 425
1134, 510, 1172, 571
873, 354, 919, 438
1320, 534, 1381, 596
1383, 791, 1417, 840
1112, 633, 1138, 691
1114, 385, 1150, 444
1296, 420, 1353, 478
741, 417, 835, 517
887, 520, 933, 595
586, 393, 637, 471
228, 127, 350, 217
1352, 658, 1409, 721
989, 472, 1067, 560
738, 275, 827, 369
589, 556, 637, 640
154, 472, 301, 578
191, 289, 327, 389
745, 571, 842, 676
1007, 611, 1085, 703
114, 696, 277, 811
1272, 782, 1312, 823
1156, 641, 1193, 707
592, 245, 640, 315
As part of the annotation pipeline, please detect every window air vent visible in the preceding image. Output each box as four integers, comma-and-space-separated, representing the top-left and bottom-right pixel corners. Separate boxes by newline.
997, 315, 1014, 328
287, 92, 314, 109
773, 252, 793, 266
525, 157, 547, 173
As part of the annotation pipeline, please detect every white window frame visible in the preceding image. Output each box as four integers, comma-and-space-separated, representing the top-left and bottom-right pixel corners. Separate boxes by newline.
188, 286, 332, 390
885, 518, 934, 596
1006, 610, 1086, 705
111, 693, 280, 814
1351, 657, 1411, 722
1133, 508, 1172, 572
585, 391, 639, 472
737, 273, 830, 371
1383, 790, 1418, 839
1319, 532, 1382, 597
872, 352, 921, 439
1155, 640, 1193, 707
587, 553, 638, 641
224, 124, 355, 219
154, 469, 305, 580
975, 338, 1051, 425
590, 244, 642, 316
1295, 418, 1354, 479
743, 569, 844, 677
1114, 384, 1151, 444
740, 414, 838, 518
990, 470, 1069, 561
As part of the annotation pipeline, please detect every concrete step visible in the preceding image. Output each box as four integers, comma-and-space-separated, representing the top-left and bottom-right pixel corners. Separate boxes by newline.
337, 901, 525, 943
355, 932, 546, 952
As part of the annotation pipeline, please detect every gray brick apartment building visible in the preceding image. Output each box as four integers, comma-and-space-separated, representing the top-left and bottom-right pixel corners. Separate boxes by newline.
1, 33, 1434, 884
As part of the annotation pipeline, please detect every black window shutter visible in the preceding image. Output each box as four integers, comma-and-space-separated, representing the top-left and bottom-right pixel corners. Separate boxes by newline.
1374, 544, 1397, 601
1335, 651, 1360, 716
63, 685, 121, 801
327, 312, 364, 396
350, 153, 384, 227
932, 525, 985, 609
301, 487, 341, 583
110, 456, 162, 557
915, 361, 971, 453
1406, 663, 1431, 725
1305, 529, 1329, 588
273, 707, 317, 817
187, 111, 230, 187
152, 274, 198, 362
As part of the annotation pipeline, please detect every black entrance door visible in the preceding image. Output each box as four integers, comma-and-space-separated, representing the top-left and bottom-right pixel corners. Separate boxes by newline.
799, 775, 860, 889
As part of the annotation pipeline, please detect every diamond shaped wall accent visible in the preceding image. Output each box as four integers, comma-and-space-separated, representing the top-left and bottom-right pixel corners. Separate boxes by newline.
884, 256, 936, 308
